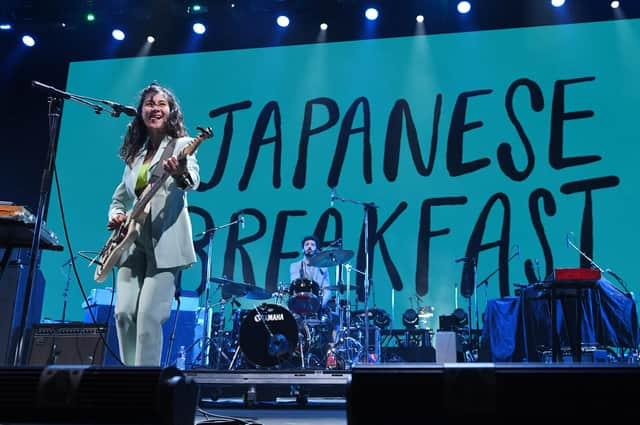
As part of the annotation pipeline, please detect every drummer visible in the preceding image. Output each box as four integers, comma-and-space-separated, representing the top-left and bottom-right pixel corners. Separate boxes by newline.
289, 235, 332, 310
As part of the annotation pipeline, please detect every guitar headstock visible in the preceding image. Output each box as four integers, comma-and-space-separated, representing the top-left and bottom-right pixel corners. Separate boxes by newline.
196, 126, 213, 140
182, 126, 213, 157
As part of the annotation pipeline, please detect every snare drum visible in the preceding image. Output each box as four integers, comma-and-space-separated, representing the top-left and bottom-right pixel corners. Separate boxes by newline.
288, 278, 322, 315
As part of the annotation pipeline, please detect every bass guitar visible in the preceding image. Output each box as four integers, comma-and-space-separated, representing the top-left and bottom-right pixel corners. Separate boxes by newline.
93, 126, 213, 283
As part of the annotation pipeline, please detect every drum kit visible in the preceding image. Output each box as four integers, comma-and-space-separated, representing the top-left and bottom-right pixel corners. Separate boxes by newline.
205, 247, 379, 370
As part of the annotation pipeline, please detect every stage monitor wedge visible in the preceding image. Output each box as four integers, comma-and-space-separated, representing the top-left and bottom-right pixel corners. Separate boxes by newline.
0, 366, 199, 425
347, 363, 640, 424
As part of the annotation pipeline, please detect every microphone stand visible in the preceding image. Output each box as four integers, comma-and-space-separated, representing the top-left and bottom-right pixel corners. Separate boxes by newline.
12, 82, 127, 366
331, 189, 378, 364
566, 234, 630, 294
193, 216, 242, 368
60, 257, 76, 323
474, 247, 520, 352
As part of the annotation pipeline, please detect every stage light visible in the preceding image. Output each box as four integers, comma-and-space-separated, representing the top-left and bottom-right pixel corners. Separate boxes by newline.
277, 15, 290, 28
22, 35, 35, 47
611, 1, 620, 8
86, 13, 95, 22
365, 8, 379, 21
416, 15, 424, 23
192, 22, 206, 34
112, 29, 125, 41
438, 307, 468, 331
147, 35, 155, 43
551, 0, 565, 7
320, 22, 328, 30
0, 23, 12, 31
402, 309, 418, 329
457, 1, 471, 14
187, 4, 208, 14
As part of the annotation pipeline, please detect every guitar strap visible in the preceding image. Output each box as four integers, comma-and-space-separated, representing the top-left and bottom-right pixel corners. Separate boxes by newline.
149, 137, 178, 184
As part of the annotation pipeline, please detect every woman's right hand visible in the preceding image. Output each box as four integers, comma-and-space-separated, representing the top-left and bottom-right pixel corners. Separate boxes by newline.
107, 213, 127, 230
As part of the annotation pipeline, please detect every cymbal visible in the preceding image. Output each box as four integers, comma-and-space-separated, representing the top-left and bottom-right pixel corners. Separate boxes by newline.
326, 284, 355, 291
211, 277, 272, 300
308, 248, 354, 267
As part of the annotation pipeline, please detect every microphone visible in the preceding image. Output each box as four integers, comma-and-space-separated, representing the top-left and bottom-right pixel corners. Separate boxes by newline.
330, 187, 336, 207
267, 334, 289, 358
239, 213, 245, 230
566, 233, 570, 248
515, 244, 520, 257
455, 257, 468, 263
32, 80, 71, 99
102, 100, 137, 117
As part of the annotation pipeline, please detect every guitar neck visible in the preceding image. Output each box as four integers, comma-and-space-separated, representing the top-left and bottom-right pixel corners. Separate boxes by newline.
130, 172, 170, 220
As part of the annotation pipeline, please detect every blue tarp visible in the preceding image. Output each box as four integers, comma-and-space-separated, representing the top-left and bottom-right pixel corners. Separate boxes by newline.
480, 278, 639, 362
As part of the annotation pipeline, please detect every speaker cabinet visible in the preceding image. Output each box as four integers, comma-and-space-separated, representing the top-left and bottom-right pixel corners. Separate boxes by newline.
83, 294, 198, 367
0, 366, 199, 425
0, 249, 45, 365
27, 324, 106, 366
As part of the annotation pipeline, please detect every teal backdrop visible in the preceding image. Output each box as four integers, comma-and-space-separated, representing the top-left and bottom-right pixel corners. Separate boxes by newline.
40, 19, 640, 333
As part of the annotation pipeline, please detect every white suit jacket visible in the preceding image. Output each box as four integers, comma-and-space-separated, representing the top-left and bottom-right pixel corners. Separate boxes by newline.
108, 135, 200, 269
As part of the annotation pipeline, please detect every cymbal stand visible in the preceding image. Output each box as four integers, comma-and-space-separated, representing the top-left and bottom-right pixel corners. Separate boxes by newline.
194, 216, 243, 368
331, 189, 378, 363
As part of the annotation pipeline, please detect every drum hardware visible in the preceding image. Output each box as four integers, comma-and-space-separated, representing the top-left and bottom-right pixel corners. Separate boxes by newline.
329, 188, 378, 363
272, 282, 288, 305
192, 216, 245, 368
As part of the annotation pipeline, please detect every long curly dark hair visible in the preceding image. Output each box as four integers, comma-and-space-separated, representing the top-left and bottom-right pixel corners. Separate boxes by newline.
118, 82, 187, 165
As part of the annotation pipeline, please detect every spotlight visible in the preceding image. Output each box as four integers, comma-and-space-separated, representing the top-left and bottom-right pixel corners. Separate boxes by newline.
147, 35, 155, 43
551, 0, 565, 7
1, 23, 13, 30
416, 15, 424, 23
438, 308, 468, 331
86, 13, 95, 22
187, 4, 208, 14
192, 22, 206, 34
457, 1, 471, 14
373, 309, 391, 330
111, 29, 125, 41
277, 15, 290, 28
610, 1, 620, 8
365, 8, 379, 21
22, 35, 35, 47
320, 22, 328, 31
402, 309, 418, 329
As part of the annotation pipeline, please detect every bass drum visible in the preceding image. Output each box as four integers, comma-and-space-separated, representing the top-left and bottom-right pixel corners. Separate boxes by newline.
239, 303, 309, 368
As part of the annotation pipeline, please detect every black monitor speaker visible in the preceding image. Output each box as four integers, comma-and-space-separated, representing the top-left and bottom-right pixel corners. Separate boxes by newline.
0, 366, 199, 425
